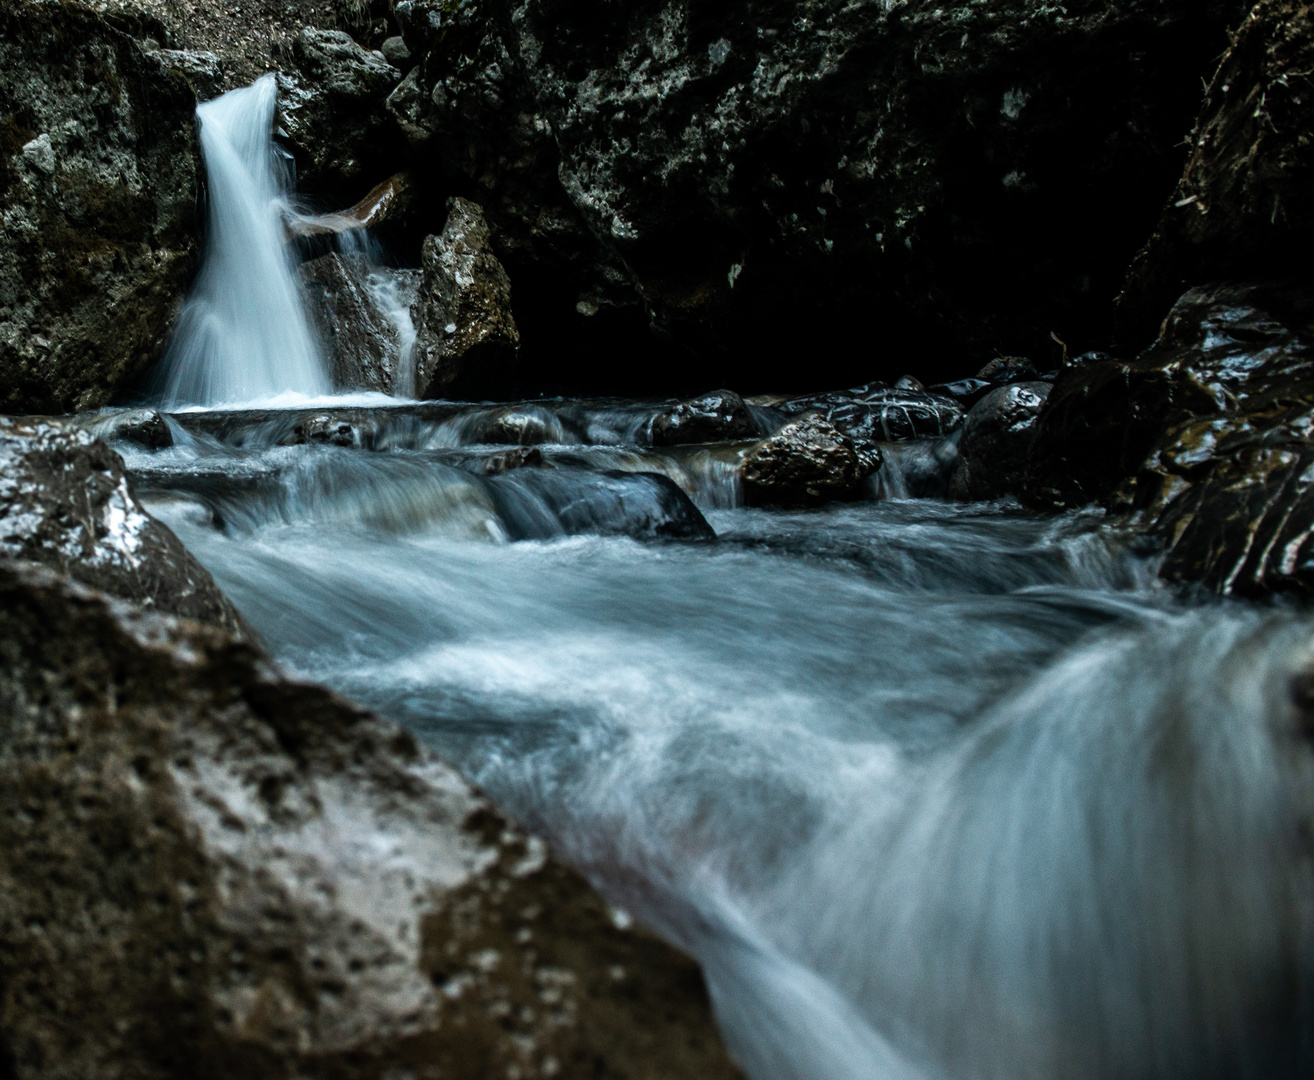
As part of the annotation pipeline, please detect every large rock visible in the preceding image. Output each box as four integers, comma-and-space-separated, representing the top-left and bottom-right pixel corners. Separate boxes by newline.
412, 198, 521, 400
0, 417, 247, 636
650, 390, 759, 446
0, 0, 199, 413
0, 559, 744, 1080
773, 384, 965, 447
395, 0, 1247, 390
299, 252, 420, 395
1117, 0, 1314, 347
740, 413, 879, 506
1026, 282, 1314, 596
948, 381, 1052, 501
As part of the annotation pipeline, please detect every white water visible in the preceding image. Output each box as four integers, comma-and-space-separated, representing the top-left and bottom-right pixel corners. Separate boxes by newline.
155, 75, 330, 406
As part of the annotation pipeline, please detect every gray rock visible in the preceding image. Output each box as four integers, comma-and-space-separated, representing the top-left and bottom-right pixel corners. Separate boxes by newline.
651, 390, 760, 446
72, 407, 174, 450
294, 27, 400, 99
0, 417, 247, 636
299, 252, 419, 395
380, 35, 411, 66
776, 385, 964, 446
0, 559, 744, 1080
740, 414, 879, 507
948, 382, 1052, 501
413, 198, 521, 400
153, 48, 225, 100
0, 0, 199, 413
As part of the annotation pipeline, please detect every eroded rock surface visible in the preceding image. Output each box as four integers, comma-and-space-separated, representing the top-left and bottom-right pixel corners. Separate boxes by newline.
0, 417, 246, 635
413, 198, 521, 400
741, 414, 878, 506
0, 0, 199, 413
0, 559, 743, 1080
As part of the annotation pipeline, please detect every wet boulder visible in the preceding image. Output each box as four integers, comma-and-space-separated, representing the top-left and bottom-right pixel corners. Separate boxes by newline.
948, 382, 1052, 501
0, 559, 743, 1080
71, 408, 174, 450
299, 252, 420, 394
412, 198, 522, 400
651, 390, 760, 446
0, 0, 199, 413
0, 418, 247, 636
1118, 0, 1314, 347
741, 414, 880, 507
775, 385, 964, 447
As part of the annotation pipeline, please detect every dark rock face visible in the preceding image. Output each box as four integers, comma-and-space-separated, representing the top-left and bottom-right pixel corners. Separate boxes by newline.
0, 0, 199, 413
774, 384, 964, 447
948, 381, 1051, 501
741, 414, 878, 506
651, 390, 759, 446
300, 252, 420, 394
413, 197, 522, 400
394, 0, 1246, 391
1118, 0, 1314, 348
0, 559, 744, 1080
1027, 282, 1314, 596
0, 417, 247, 635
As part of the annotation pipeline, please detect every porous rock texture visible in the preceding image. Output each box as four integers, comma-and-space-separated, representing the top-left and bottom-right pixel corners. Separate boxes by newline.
1117, 0, 1314, 347
1026, 282, 1314, 597
412, 197, 522, 399
0, 416, 247, 636
741, 413, 878, 506
948, 381, 1051, 501
393, 0, 1249, 391
0, 559, 744, 1080
0, 0, 199, 413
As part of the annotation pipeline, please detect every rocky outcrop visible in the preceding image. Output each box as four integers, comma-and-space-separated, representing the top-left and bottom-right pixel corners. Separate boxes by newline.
412, 198, 521, 400
948, 381, 1051, 501
0, 558, 743, 1080
1026, 282, 1314, 596
1117, 0, 1314, 347
741, 414, 878, 506
0, 417, 247, 635
391, 0, 1247, 391
0, 0, 199, 413
651, 390, 759, 446
299, 253, 420, 394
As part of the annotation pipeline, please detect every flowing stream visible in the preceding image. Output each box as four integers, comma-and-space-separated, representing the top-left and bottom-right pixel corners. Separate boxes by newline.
122, 80, 1314, 1080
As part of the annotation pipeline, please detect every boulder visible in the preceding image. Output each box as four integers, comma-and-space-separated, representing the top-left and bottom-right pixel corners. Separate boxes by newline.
1026, 282, 1314, 596
0, 559, 744, 1080
1117, 0, 1314, 347
775, 385, 964, 446
650, 390, 759, 446
740, 414, 880, 507
0, 0, 199, 413
397, 0, 1248, 389
299, 252, 420, 395
0, 417, 247, 636
948, 381, 1052, 501
412, 198, 521, 400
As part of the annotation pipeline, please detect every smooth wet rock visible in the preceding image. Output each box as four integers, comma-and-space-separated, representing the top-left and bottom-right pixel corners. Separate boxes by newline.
72, 408, 173, 450
741, 414, 879, 507
948, 382, 1052, 501
0, 0, 199, 413
299, 252, 419, 394
288, 171, 415, 239
1118, 0, 1314, 347
651, 390, 759, 446
1026, 282, 1314, 596
413, 198, 521, 400
776, 385, 964, 447
0, 559, 743, 1080
0, 418, 247, 635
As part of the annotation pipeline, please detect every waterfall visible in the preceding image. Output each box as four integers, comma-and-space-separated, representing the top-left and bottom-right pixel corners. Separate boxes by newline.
155, 75, 329, 407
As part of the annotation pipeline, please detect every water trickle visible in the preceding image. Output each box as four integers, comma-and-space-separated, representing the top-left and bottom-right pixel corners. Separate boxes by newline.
154, 75, 329, 407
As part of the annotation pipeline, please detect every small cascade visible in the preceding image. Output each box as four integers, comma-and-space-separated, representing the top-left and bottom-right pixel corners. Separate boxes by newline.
155, 75, 329, 407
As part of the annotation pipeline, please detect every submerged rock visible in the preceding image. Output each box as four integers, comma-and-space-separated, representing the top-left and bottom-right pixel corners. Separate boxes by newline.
741, 414, 879, 507
651, 390, 760, 446
0, 559, 743, 1079
0, 418, 247, 636
0, 0, 199, 413
1027, 282, 1314, 596
1118, 0, 1314, 347
948, 382, 1052, 501
412, 198, 521, 400
299, 252, 419, 394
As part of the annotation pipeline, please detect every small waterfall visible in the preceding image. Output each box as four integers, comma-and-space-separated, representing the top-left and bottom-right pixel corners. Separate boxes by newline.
156, 75, 329, 407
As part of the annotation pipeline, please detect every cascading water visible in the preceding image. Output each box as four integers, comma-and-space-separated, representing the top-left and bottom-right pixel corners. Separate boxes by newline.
155, 75, 330, 406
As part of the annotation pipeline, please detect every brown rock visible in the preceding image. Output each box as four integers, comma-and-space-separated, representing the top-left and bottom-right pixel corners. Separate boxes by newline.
741, 414, 879, 506
412, 198, 521, 400
0, 559, 744, 1080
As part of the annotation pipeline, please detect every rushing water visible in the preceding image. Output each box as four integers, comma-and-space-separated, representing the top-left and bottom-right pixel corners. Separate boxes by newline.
155, 76, 330, 406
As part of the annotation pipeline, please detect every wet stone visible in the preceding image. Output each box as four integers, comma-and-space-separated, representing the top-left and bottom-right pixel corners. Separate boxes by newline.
775, 385, 964, 446
949, 382, 1052, 502
741, 414, 880, 507
651, 390, 760, 446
